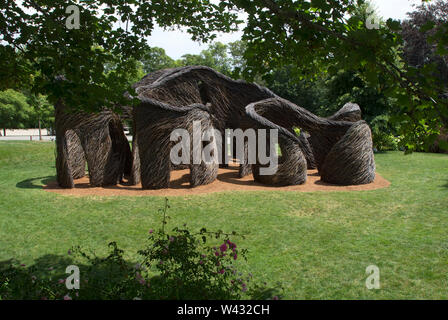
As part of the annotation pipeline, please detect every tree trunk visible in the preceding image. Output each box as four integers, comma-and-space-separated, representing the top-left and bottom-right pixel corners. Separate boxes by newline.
38, 118, 42, 141
2, 128, 5, 137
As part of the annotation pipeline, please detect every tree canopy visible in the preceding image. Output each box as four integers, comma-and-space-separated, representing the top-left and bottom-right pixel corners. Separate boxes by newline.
0, 89, 54, 135
228, 0, 447, 151
0, 0, 447, 151
0, 89, 32, 134
0, 0, 239, 112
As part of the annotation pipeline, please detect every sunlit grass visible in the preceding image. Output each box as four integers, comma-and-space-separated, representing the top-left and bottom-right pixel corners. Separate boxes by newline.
0, 141, 447, 299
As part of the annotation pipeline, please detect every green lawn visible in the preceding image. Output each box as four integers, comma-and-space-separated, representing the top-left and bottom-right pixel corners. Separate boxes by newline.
0, 141, 447, 299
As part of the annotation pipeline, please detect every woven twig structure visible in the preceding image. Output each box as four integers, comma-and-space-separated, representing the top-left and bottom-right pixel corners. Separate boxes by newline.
54, 66, 375, 189
328, 102, 362, 122
320, 121, 376, 185
133, 66, 277, 185
55, 102, 132, 188
248, 109, 308, 186
299, 102, 362, 169
134, 98, 218, 189
246, 98, 375, 186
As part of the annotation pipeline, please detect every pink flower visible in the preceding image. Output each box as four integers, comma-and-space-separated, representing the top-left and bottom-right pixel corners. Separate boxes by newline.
199, 260, 204, 265
233, 253, 238, 260
67, 249, 72, 255
214, 251, 220, 257
227, 240, 237, 249
219, 269, 225, 274
220, 243, 228, 252
63, 294, 72, 300
149, 229, 154, 234
226, 239, 237, 247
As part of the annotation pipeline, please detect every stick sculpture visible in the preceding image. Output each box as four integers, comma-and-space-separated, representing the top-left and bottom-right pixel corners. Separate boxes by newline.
132, 66, 277, 187
54, 66, 376, 189
246, 98, 375, 185
54, 102, 132, 188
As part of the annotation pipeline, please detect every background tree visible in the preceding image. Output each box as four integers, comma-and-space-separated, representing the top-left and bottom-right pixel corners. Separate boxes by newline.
26, 93, 55, 139
0, 89, 33, 136
402, 0, 448, 90
0, 89, 54, 137
179, 42, 233, 76
141, 47, 179, 74
401, 0, 448, 150
1, 0, 446, 151
228, 0, 447, 152
227, 40, 247, 79
263, 65, 328, 116
0, 0, 239, 112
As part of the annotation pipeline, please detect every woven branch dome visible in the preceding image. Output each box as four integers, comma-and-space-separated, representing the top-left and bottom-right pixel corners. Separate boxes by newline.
245, 98, 375, 186
134, 98, 218, 189
320, 120, 376, 185
54, 66, 376, 189
55, 102, 132, 188
245, 100, 308, 186
132, 66, 279, 188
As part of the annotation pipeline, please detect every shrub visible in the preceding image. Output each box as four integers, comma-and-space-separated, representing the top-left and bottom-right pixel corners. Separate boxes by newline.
370, 115, 400, 151
0, 199, 282, 300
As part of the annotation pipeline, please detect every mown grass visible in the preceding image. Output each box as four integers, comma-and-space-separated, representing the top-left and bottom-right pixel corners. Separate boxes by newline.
0, 141, 447, 299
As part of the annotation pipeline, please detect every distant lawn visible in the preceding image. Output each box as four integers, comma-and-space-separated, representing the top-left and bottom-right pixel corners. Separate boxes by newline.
0, 141, 447, 299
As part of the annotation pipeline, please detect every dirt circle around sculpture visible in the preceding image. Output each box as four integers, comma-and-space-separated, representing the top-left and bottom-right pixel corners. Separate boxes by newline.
43, 164, 390, 197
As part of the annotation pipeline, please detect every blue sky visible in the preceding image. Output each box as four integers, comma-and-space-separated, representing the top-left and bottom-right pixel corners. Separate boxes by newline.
147, 0, 423, 59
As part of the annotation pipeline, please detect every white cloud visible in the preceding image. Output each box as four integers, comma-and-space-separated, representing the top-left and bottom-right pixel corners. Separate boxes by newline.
372, 0, 421, 20
147, 26, 243, 60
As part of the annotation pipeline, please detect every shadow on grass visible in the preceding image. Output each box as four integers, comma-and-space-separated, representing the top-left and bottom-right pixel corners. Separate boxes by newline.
443, 180, 448, 189
16, 176, 56, 189
0, 253, 137, 300
0, 253, 281, 300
